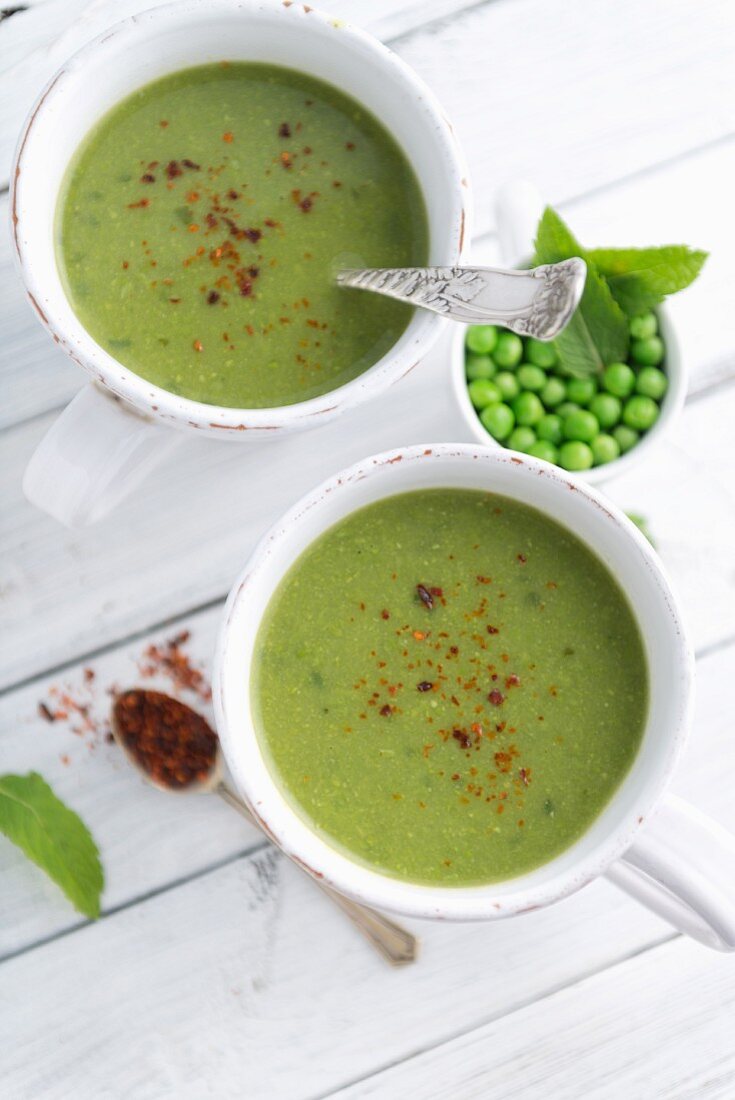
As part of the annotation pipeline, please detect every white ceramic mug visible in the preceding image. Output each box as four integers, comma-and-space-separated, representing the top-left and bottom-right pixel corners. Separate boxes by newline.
451, 182, 687, 484
215, 442, 735, 951
11, 0, 469, 526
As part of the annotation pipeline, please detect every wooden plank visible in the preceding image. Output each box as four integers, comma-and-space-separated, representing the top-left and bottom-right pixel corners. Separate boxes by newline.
332, 936, 735, 1100
0, 638, 733, 1099
2, 360, 734, 691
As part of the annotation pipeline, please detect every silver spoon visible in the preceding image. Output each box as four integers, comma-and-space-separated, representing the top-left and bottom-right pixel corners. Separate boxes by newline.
336, 258, 586, 339
111, 691, 417, 967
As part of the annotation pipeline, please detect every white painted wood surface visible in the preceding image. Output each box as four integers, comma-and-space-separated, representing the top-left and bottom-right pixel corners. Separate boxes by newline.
1, 0, 734, 1097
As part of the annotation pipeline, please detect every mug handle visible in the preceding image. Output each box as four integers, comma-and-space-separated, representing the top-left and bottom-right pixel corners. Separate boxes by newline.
606, 794, 735, 951
494, 180, 545, 266
23, 384, 183, 527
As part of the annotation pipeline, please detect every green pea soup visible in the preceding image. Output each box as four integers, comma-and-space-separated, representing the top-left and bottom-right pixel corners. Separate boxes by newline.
56, 63, 428, 408
252, 489, 648, 886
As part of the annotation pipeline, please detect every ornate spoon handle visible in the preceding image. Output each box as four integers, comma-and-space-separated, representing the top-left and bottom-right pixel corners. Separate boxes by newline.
217, 782, 418, 966
336, 258, 586, 340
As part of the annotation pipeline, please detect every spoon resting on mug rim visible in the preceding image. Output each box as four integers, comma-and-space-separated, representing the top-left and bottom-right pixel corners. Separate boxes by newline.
111, 690, 418, 967
337, 258, 586, 339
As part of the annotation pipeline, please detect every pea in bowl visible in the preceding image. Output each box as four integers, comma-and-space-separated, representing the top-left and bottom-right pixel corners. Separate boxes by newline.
451, 306, 686, 484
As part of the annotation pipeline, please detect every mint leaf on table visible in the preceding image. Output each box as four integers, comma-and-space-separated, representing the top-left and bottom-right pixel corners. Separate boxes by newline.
0, 772, 103, 918
587, 245, 708, 316
533, 207, 629, 376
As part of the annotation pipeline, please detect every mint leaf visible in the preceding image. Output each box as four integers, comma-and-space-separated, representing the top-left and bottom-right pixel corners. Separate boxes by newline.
534, 207, 629, 376
0, 772, 103, 918
588, 246, 708, 316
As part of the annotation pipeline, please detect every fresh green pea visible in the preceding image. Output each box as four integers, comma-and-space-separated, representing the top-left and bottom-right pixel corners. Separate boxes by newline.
468, 379, 501, 410
516, 364, 547, 393
588, 392, 622, 430
508, 426, 537, 453
565, 376, 598, 406
479, 402, 515, 441
559, 441, 594, 471
466, 325, 498, 355
512, 391, 545, 427
563, 409, 600, 443
629, 312, 658, 340
494, 331, 524, 369
622, 394, 659, 431
556, 401, 581, 419
613, 424, 640, 453
540, 377, 566, 408
527, 439, 559, 464
525, 338, 558, 368
495, 371, 520, 401
536, 413, 564, 446
466, 354, 496, 381
602, 362, 636, 398
631, 335, 665, 366
635, 367, 668, 400
590, 433, 621, 466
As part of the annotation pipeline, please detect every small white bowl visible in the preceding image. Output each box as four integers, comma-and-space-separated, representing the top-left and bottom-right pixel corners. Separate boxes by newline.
451, 305, 686, 485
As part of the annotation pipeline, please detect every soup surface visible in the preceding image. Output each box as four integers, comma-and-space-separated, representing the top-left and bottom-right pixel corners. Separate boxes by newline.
56, 63, 428, 408
252, 489, 648, 885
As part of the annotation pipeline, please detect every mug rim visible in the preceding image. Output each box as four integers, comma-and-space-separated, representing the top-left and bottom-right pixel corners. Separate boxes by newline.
214, 442, 694, 920
10, 0, 470, 436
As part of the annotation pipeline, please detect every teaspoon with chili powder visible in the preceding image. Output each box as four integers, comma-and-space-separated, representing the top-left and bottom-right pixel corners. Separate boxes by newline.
111, 689, 417, 967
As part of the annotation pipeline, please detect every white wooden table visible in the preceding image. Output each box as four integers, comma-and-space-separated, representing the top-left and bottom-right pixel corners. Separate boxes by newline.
1, 2, 735, 1096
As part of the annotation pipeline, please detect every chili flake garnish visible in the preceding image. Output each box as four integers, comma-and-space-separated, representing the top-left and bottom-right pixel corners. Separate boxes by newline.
416, 584, 434, 610
379, 704, 392, 717
278, 122, 291, 138
452, 729, 472, 750
417, 681, 433, 693
488, 689, 505, 706
222, 132, 234, 143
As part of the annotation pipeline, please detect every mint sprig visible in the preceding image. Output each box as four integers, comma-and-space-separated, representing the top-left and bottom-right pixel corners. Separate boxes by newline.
587, 245, 707, 316
0, 772, 103, 918
531, 207, 707, 377
533, 207, 629, 377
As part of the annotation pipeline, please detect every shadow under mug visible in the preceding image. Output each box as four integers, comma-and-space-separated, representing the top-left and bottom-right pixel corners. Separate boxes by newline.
214, 443, 735, 951
11, 0, 469, 526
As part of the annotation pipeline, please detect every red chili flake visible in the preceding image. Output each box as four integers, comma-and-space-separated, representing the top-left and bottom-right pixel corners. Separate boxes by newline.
519, 767, 530, 786
345, 141, 356, 150
159, 120, 169, 128
381, 609, 390, 620
222, 132, 234, 144
379, 704, 392, 717
193, 339, 203, 352
417, 584, 434, 610
140, 172, 156, 183
417, 681, 433, 692
332, 180, 342, 189
38, 701, 56, 722
114, 690, 217, 790
169, 297, 181, 304
429, 587, 444, 598
206, 290, 220, 305
121, 260, 129, 270
486, 625, 499, 635
505, 674, 521, 688
264, 218, 278, 228
449, 646, 459, 655
205, 213, 218, 229
452, 729, 472, 750
83, 668, 95, 683
517, 553, 527, 563
165, 160, 183, 180
495, 753, 514, 775
182, 159, 200, 170
302, 145, 312, 155
299, 196, 313, 213
488, 689, 505, 706
278, 122, 292, 138
227, 189, 240, 201
236, 275, 253, 297
280, 151, 292, 168
127, 198, 150, 209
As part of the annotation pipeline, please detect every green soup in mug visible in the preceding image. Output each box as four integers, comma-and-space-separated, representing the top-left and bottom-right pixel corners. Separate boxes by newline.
56, 63, 428, 409
252, 489, 648, 886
